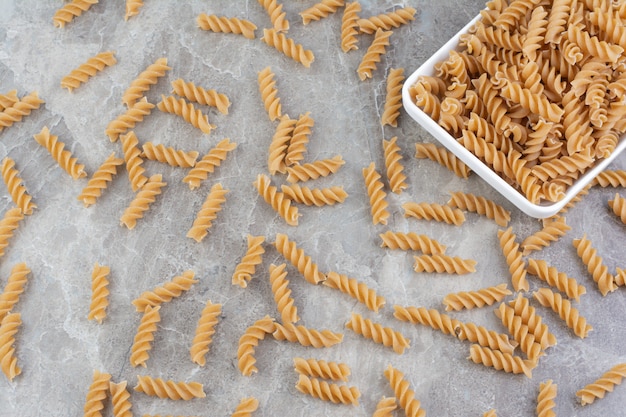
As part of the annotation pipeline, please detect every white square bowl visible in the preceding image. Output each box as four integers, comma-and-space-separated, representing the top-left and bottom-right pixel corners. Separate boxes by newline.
402, 14, 626, 219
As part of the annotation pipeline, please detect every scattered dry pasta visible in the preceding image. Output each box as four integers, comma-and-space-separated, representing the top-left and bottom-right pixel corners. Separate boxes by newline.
0, 91, 44, 132
120, 174, 167, 230
269, 263, 299, 324
496, 303, 546, 360
261, 29, 315, 68
413, 254, 477, 274
141, 142, 198, 168
286, 155, 345, 183
456, 321, 517, 355
0, 312, 21, 381
232, 234, 265, 288
273, 322, 343, 348
134, 375, 206, 400
468, 344, 534, 378
357, 28, 392, 81
124, 0, 143, 20
158, 95, 215, 134
0, 208, 24, 259
253, 174, 300, 226
0, 90, 18, 111
341, 2, 361, 52
357, 6, 416, 34
533, 288, 592, 339
324, 271, 385, 313
33, 126, 86, 179
285, 112, 314, 166
183, 138, 237, 190
1, 157, 36, 215
87, 263, 110, 324
83, 370, 110, 417
77, 153, 124, 207
608, 193, 626, 225
363, 162, 390, 225
257, 0, 289, 32
505, 294, 557, 350
190, 300, 222, 366
526, 258, 586, 302
52, 0, 98, 28
237, 315, 276, 376
345, 312, 410, 354
536, 380, 557, 417
379, 231, 446, 255
447, 191, 510, 227
186, 183, 229, 243
132, 270, 197, 312
384, 365, 425, 417
414, 143, 471, 179
300, 0, 345, 25
593, 170, 626, 188
108, 380, 132, 417
231, 396, 259, 416
295, 374, 360, 405
280, 184, 347, 206
381, 69, 405, 127
274, 233, 325, 285
393, 305, 461, 337
443, 283, 511, 312
403, 202, 465, 225
129, 305, 161, 368
268, 115, 296, 175
122, 57, 171, 108
576, 363, 626, 406
372, 396, 397, 417
573, 234, 616, 296
293, 357, 351, 382
171, 78, 231, 115
120, 131, 148, 192
382, 137, 407, 193
521, 216, 571, 255
106, 97, 155, 141
497, 227, 529, 292
197, 14, 257, 40
60, 51, 116, 92
257, 67, 282, 121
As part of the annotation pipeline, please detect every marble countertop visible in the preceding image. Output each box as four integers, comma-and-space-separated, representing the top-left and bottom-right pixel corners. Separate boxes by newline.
0, 1, 625, 416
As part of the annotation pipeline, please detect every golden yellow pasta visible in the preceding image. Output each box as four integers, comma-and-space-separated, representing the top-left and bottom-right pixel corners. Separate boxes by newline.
357, 6, 416, 34
158, 95, 216, 134
0, 312, 21, 382
497, 227, 529, 292
269, 263, 299, 324
393, 305, 461, 337
413, 254, 477, 274
171, 78, 231, 115
293, 357, 351, 382
357, 28, 392, 81
120, 174, 167, 230
483, 409, 497, 417
456, 321, 517, 355
1, 157, 36, 215
273, 322, 343, 348
231, 396, 259, 416
496, 303, 544, 361
384, 365, 425, 417
381, 69, 405, 127
83, 369, 111, 417
0, 91, 44, 132
190, 300, 222, 366
134, 375, 205, 400
544, 0, 570, 43
536, 379, 557, 417
108, 380, 132, 417
0, 90, 18, 111
124, 0, 143, 20
363, 162, 390, 225
187, 183, 229, 243
608, 193, 626, 225
261, 29, 315, 68
372, 396, 397, 417
382, 136, 407, 193
77, 153, 124, 207
527, 258, 586, 302
443, 283, 511, 312
253, 174, 300, 226
132, 270, 197, 312
345, 312, 410, 354
285, 112, 314, 166
379, 231, 446, 255
0, 208, 24, 258
197, 14, 257, 40
285, 155, 345, 183
341, 2, 361, 52
0, 263, 30, 325
414, 142, 471, 178
324, 271, 385, 313
615, 267, 626, 287
268, 115, 296, 175
232, 234, 266, 288
280, 184, 348, 206
87, 263, 110, 325
105, 97, 155, 142
237, 315, 276, 376
257, 67, 282, 121
60, 51, 116, 92
521, 6, 547, 62
300, 0, 345, 25
576, 363, 626, 406
33, 126, 87, 179
122, 57, 171, 108
533, 288, 592, 339
505, 294, 557, 350
403, 202, 465, 225
257, 0, 289, 32
119, 131, 148, 192
521, 216, 571, 255
274, 233, 325, 285
129, 305, 161, 368
295, 374, 360, 406
52, 0, 98, 28
567, 24, 623, 63
468, 344, 534, 378
447, 191, 510, 227
182, 138, 237, 190
573, 234, 616, 296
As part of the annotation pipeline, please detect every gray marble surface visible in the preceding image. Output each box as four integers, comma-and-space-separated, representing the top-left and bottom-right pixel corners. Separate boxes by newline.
0, 1, 625, 416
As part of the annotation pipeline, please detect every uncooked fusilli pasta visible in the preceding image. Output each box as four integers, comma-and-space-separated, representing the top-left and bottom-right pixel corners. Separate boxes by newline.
0, 208, 24, 259
129, 305, 161, 368
124, 0, 143, 20
295, 374, 360, 405
447, 191, 510, 227
345, 312, 410, 354
33, 126, 86, 179
573, 234, 615, 296
363, 162, 390, 225
106, 97, 155, 142
187, 183, 228, 243
521, 216, 571, 255
134, 375, 205, 400
608, 193, 626, 225
300, 0, 345, 25
456, 321, 517, 355
1, 157, 36, 215
0, 312, 21, 381
341, 2, 361, 52
231, 396, 259, 416
120, 131, 148, 192
497, 227, 529, 292
183, 138, 237, 190
109, 380, 132, 417
232, 235, 266, 288
357, 7, 416, 34
413, 254, 477, 274
237, 316, 276, 376
60, 51, 116, 92
284, 112, 314, 166
158, 95, 215, 134
52, 0, 98, 28
393, 305, 461, 337
268, 115, 296, 175
122, 57, 171, 108
120, 174, 166, 230
141, 142, 198, 168
269, 263, 299, 324
285, 155, 345, 183
384, 365, 425, 417
77, 153, 124, 207
576, 363, 626, 406
190, 300, 222, 366
257, 0, 289, 32
403, 202, 465, 225
293, 357, 351, 382
536, 379, 557, 417
533, 288, 592, 338
261, 29, 314, 68
415, 143, 472, 178
0, 91, 44, 132
372, 396, 397, 417
379, 231, 446, 255
132, 270, 197, 312
468, 344, 534, 378
526, 258, 586, 302
197, 14, 257, 40
324, 271, 385, 313
274, 233, 325, 285
171, 78, 231, 115
382, 136, 407, 193
253, 174, 300, 226
273, 322, 343, 348
257, 67, 282, 121
87, 263, 110, 325
443, 283, 511, 311
381, 69, 405, 127
83, 369, 110, 417
357, 28, 391, 81
280, 184, 348, 206
0, 90, 18, 112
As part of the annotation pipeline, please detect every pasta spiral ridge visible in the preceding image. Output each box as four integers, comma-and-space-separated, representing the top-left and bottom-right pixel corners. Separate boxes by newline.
268, 115, 296, 175
134, 375, 205, 400
141, 142, 198, 168
497, 304, 544, 360
120, 131, 148, 192
286, 155, 345, 183
382, 70, 405, 128
340, 2, 361, 52
533, 288, 592, 338
285, 112, 314, 166
576, 363, 626, 406
0, 312, 21, 381
187, 183, 228, 242
33, 126, 86, 179
573, 235, 615, 296
447, 191, 510, 227
105, 97, 155, 141
52, 0, 98, 28
384, 365, 425, 417
83, 370, 110, 417
261, 29, 314, 68
237, 316, 276, 376
521, 6, 547, 62
109, 381, 132, 417
254, 174, 300, 226
345, 312, 410, 354
363, 162, 390, 225
492, 0, 539, 30
190, 300, 222, 366
357, 7, 416, 34
393, 305, 461, 336
120, 174, 166, 230
379, 231, 446, 255
403, 202, 465, 226
536, 379, 557, 417
567, 25, 624, 63
158, 95, 215, 134
0, 91, 44, 132
300, 0, 345, 25
130, 305, 161, 368
274, 233, 325, 285
414, 142, 471, 178
1, 157, 36, 215
295, 374, 360, 405
183, 138, 237, 190
132, 270, 197, 312
443, 283, 512, 311
196, 14, 257, 40
608, 193, 626, 225
506, 294, 557, 349
382, 136, 407, 193
475, 22, 523, 51
293, 357, 351, 382
324, 271, 386, 313
372, 396, 398, 417
456, 321, 517, 355
280, 184, 347, 206
468, 344, 534, 378
124, 0, 143, 20
273, 322, 343, 348
500, 80, 563, 123
87, 263, 110, 324
232, 397, 259, 416
269, 263, 299, 324
257, 67, 282, 121
257, 0, 289, 32
593, 170, 626, 187
544, 0, 570, 43
61, 51, 116, 92
0, 208, 24, 258
526, 258, 586, 302
122, 57, 171, 108
171, 78, 230, 115
77, 153, 124, 207
413, 254, 477, 274
0, 90, 18, 112
521, 217, 571, 255
497, 227, 529, 292
357, 29, 392, 81
232, 234, 265, 288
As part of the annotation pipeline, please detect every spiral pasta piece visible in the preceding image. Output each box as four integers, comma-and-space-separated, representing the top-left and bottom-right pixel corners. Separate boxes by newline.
132, 270, 197, 312
497, 303, 544, 360
340, 2, 361, 52
124, 0, 143, 20
414, 143, 471, 178
52, 0, 98, 28
158, 95, 215, 134
122, 57, 171, 108
357, 28, 392, 81
300, 0, 344, 25
273, 322, 343, 348
468, 344, 534, 378
268, 115, 296, 175
447, 191, 510, 227
295, 374, 360, 405
382, 136, 407, 193
269, 263, 299, 324
257, 67, 282, 122
379, 231, 445, 255
573, 234, 615, 296
475, 22, 523, 51
254, 174, 300, 226
129, 305, 160, 368
77, 153, 124, 207
593, 169, 626, 187
526, 258, 586, 302
186, 183, 228, 242
237, 315, 276, 376
0, 208, 23, 259
285, 112, 314, 166
456, 321, 517, 355
403, 202, 465, 226
616, 268, 626, 287
134, 375, 205, 400
280, 184, 347, 207
381, 69, 405, 127
109, 380, 132, 417
534, 288, 592, 338
190, 300, 221, 366
83, 370, 110, 417
257, 0, 289, 32
61, 51, 116, 92
521, 216, 571, 255
141, 142, 198, 168
499, 80, 563, 123
274, 233, 325, 285
536, 379, 556, 417
576, 363, 626, 406
183, 138, 237, 190
384, 365, 425, 417
232, 234, 266, 288
497, 227, 529, 292
346, 312, 410, 354
324, 271, 385, 313
505, 294, 556, 349
231, 396, 259, 416
413, 254, 477, 274
120, 174, 166, 230
172, 78, 230, 115
393, 305, 461, 337
196, 14, 257, 39
0, 263, 28, 326
0, 90, 18, 112
261, 29, 314, 68
119, 131, 148, 192
0, 91, 44, 132
567, 24, 624, 63
373, 396, 398, 417
33, 126, 86, 179
286, 155, 345, 183
357, 7, 416, 34
105, 97, 155, 142
87, 263, 110, 325
443, 283, 511, 312
363, 162, 390, 225
521, 6, 547, 62
608, 193, 626, 225
293, 357, 351, 382
1, 157, 36, 215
